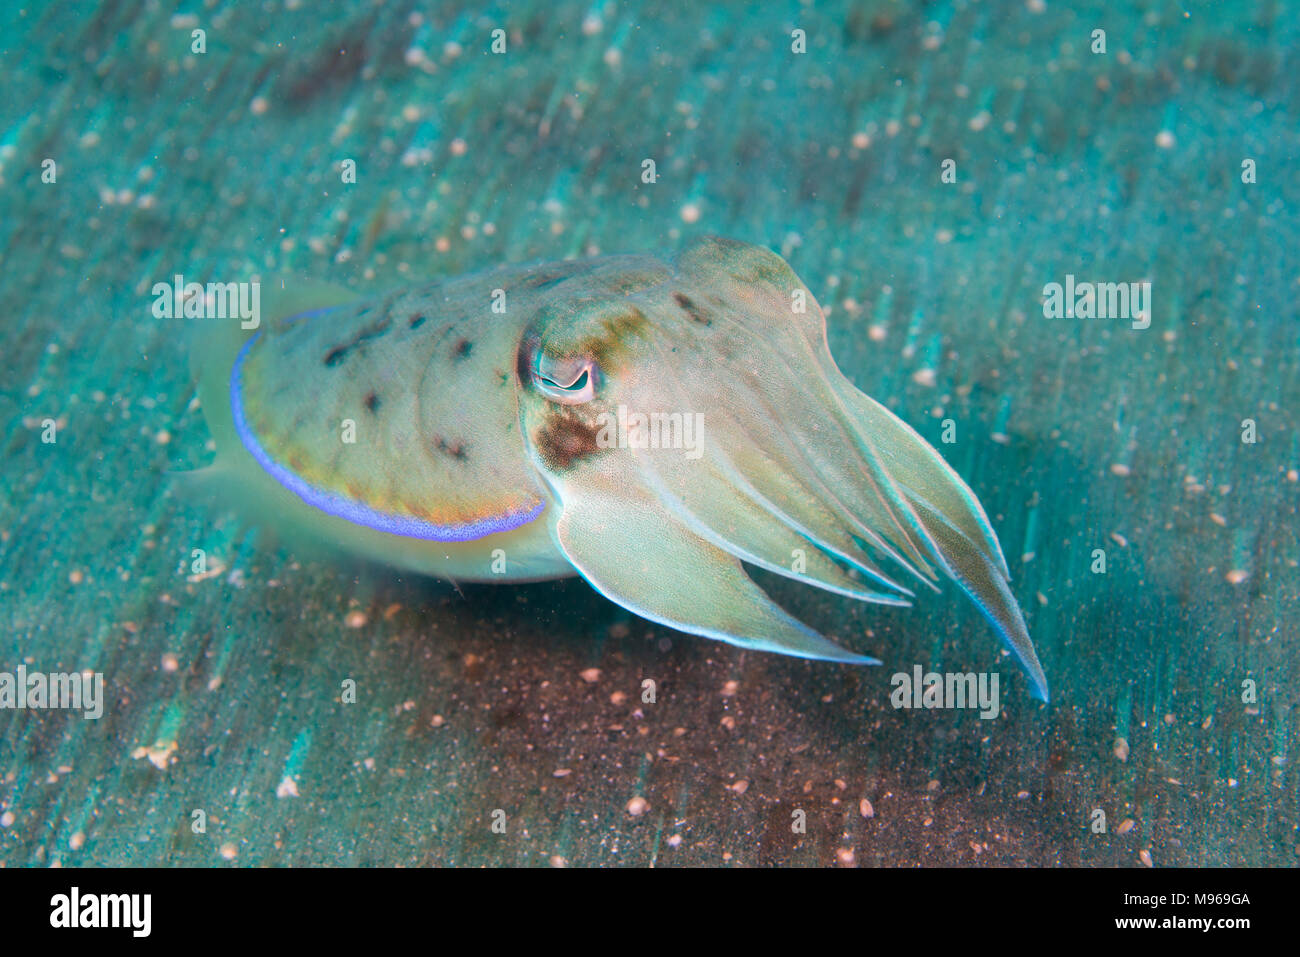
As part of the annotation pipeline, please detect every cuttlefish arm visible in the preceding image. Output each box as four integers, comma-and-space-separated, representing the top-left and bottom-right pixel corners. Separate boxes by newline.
828, 381, 1046, 700
518, 236, 1048, 700
552, 464, 881, 664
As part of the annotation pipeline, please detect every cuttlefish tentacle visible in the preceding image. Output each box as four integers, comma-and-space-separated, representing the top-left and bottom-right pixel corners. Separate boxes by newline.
828, 378, 1012, 577
631, 329, 919, 598
637, 447, 913, 607
666, 434, 917, 598
636, 320, 937, 590
707, 357, 939, 586
550, 467, 881, 665
670, 239, 968, 588
687, 245, 1018, 593
820, 379, 1045, 696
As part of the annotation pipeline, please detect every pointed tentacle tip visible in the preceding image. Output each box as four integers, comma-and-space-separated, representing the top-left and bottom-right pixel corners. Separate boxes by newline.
1028, 674, 1050, 703
845, 652, 883, 666
1015, 642, 1050, 703
1005, 646, 1049, 703
807, 647, 881, 666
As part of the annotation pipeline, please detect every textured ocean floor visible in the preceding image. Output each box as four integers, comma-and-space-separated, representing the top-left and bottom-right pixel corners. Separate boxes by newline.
0, 0, 1297, 866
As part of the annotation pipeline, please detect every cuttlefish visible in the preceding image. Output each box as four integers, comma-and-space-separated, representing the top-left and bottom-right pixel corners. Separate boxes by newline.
192, 236, 1048, 700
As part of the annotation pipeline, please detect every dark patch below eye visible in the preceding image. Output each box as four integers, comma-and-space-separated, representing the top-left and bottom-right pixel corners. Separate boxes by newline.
534, 413, 604, 472
363, 390, 381, 413
673, 291, 711, 325
408, 313, 427, 329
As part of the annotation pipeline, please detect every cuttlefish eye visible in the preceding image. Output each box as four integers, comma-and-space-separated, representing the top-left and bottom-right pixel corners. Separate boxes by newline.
532, 353, 599, 405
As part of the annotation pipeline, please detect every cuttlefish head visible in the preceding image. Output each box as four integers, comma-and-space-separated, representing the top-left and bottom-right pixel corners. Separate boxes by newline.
515, 236, 1048, 701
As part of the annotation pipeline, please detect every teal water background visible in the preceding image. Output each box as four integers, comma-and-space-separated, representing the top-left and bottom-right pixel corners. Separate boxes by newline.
0, 0, 1297, 865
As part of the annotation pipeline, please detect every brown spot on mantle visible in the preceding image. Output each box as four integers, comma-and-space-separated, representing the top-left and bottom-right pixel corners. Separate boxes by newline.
432, 434, 469, 461
673, 291, 711, 325
323, 315, 392, 367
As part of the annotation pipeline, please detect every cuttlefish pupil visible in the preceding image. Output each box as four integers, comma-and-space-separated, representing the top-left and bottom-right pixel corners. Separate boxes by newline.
532, 357, 599, 405
191, 236, 1049, 702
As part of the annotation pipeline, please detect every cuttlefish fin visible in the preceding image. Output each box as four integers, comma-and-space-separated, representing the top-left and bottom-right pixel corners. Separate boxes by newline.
552, 474, 879, 665
177, 275, 357, 527
190, 274, 357, 462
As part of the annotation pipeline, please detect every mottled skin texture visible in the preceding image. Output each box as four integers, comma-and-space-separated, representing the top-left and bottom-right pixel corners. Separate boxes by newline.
199, 237, 1048, 698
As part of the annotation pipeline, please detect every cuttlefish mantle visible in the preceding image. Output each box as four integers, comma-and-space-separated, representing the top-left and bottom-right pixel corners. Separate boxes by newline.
189, 236, 1049, 701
